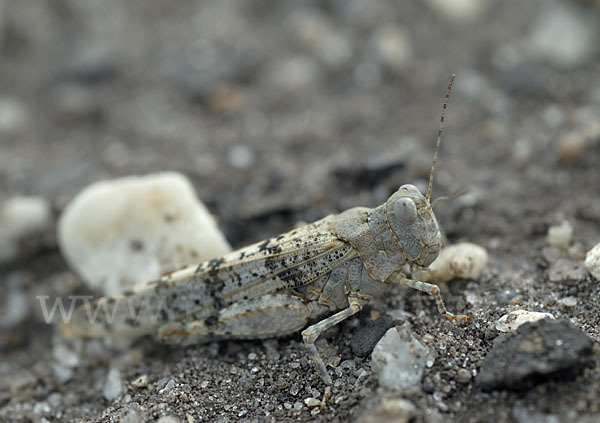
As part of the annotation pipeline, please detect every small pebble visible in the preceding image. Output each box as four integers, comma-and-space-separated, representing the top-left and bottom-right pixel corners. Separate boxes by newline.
556, 121, 600, 164
0, 196, 52, 263
495, 288, 518, 306
65, 41, 118, 83
568, 242, 587, 261
227, 145, 255, 169
52, 363, 74, 383
558, 297, 577, 308
425, 0, 490, 25
159, 379, 176, 394
496, 310, 554, 333
267, 56, 319, 93
370, 25, 412, 72
0, 97, 30, 134
103, 368, 123, 401
157, 417, 181, 423
2, 283, 28, 327
418, 242, 489, 282
304, 397, 321, 407
288, 12, 351, 68
585, 243, 600, 280
547, 221, 573, 248
456, 368, 472, 383
132, 375, 149, 388
557, 132, 586, 163
527, 3, 599, 69
547, 258, 588, 284
371, 324, 429, 390
357, 398, 416, 423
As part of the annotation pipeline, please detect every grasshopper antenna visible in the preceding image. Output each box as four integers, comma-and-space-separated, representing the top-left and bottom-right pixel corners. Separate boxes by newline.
426, 73, 455, 203
428, 188, 467, 211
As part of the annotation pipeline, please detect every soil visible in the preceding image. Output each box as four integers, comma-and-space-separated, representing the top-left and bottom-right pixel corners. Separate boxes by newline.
1, 1, 600, 422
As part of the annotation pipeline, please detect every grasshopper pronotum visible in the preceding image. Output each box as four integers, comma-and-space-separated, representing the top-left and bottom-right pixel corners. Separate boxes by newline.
62, 75, 468, 407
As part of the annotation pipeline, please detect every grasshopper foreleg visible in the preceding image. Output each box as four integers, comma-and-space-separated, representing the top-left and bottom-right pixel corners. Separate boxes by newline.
390, 272, 469, 323
301, 294, 365, 408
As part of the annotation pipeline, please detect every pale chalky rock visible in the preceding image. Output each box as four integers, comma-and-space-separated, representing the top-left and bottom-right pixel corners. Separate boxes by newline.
418, 242, 488, 283
0, 196, 52, 263
547, 220, 573, 248
58, 172, 232, 296
495, 310, 554, 333
371, 325, 429, 390
585, 243, 600, 280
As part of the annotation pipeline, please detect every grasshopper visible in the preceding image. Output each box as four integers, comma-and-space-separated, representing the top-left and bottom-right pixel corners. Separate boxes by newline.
62, 75, 468, 407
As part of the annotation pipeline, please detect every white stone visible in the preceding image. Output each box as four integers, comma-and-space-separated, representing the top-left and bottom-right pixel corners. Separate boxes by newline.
419, 242, 489, 283
371, 326, 428, 390
0, 196, 52, 262
495, 310, 554, 333
52, 363, 74, 383
159, 379, 175, 394
227, 145, 255, 169
132, 374, 149, 389
2, 285, 28, 326
304, 397, 321, 407
585, 243, 600, 280
558, 297, 577, 308
57, 172, 231, 295
547, 220, 573, 248
425, 0, 490, 25
0, 97, 29, 134
103, 367, 123, 401
527, 4, 599, 69
288, 12, 351, 68
371, 25, 412, 72
267, 56, 319, 93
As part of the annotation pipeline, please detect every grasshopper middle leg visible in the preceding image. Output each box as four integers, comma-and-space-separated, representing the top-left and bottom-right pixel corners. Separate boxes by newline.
301, 294, 365, 407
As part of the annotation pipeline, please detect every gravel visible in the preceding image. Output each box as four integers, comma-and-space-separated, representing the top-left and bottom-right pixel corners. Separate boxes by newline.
2, 1, 600, 422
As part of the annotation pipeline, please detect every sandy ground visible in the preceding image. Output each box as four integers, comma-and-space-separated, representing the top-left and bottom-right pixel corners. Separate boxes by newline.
1, 1, 600, 422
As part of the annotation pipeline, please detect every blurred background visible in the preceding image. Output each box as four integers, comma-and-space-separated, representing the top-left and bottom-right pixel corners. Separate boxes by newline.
1, 0, 598, 242
1, 0, 600, 422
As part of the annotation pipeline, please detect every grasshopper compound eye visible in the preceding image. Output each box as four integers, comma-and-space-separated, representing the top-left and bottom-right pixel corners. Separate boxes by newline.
394, 197, 417, 224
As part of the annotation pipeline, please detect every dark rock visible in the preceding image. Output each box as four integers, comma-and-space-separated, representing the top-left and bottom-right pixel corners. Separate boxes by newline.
495, 288, 517, 306
65, 42, 119, 83
351, 314, 397, 358
476, 319, 593, 391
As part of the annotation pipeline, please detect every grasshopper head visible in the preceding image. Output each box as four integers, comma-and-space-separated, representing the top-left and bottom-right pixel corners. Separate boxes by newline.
385, 184, 441, 267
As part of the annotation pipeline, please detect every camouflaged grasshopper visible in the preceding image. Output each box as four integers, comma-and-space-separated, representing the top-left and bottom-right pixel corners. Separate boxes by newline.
62, 75, 468, 407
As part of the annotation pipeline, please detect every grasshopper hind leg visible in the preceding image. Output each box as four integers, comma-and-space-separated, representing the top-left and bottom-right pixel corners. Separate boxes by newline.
158, 294, 313, 346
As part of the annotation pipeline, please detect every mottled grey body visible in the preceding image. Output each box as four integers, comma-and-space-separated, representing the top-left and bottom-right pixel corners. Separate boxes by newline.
62, 184, 467, 407
62, 75, 467, 408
